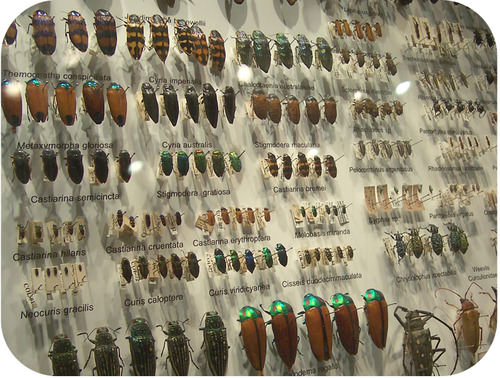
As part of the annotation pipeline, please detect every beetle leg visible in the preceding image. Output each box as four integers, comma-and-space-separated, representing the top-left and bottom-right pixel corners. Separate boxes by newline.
160, 338, 168, 357
189, 349, 200, 369
83, 347, 95, 370
444, 299, 460, 310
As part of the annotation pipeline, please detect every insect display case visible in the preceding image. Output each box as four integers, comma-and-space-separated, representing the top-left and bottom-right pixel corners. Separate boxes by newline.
1, 0, 497, 375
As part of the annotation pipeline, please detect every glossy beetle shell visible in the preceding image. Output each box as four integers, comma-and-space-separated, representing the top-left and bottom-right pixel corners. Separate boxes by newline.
305, 96, 320, 125
160, 151, 173, 176
363, 289, 388, 349
177, 151, 189, 176
267, 94, 282, 124
194, 149, 207, 174
187, 252, 199, 278
117, 150, 132, 182
276, 32, 293, 69
212, 150, 225, 177
239, 306, 266, 375
31, 10, 56, 55
316, 37, 333, 72
121, 258, 133, 283
296, 34, 313, 68
55, 81, 76, 126
162, 84, 179, 126
41, 149, 58, 182
126, 14, 145, 60
286, 95, 300, 124
2, 79, 22, 130
223, 86, 236, 124
332, 293, 360, 355
12, 150, 31, 184
149, 15, 169, 63
66, 149, 84, 184
48, 334, 80, 376
266, 152, 279, 177
268, 300, 298, 370
302, 294, 332, 361
127, 318, 156, 376
185, 86, 199, 123
141, 83, 159, 123
203, 83, 218, 128
282, 154, 293, 180
94, 9, 117, 56
3, 20, 17, 45
107, 83, 127, 127
324, 96, 337, 124
175, 19, 193, 55
83, 80, 104, 124
252, 30, 271, 73
252, 89, 268, 120
66, 11, 88, 52
171, 253, 183, 280
236, 31, 253, 66
297, 152, 309, 177
26, 78, 48, 122
201, 311, 228, 376
325, 155, 337, 178
209, 30, 226, 71
93, 150, 109, 184
191, 25, 209, 66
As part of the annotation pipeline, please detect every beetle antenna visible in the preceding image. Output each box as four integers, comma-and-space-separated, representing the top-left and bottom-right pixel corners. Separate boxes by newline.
429, 312, 459, 375
465, 282, 484, 298
434, 287, 462, 299
259, 304, 271, 315
199, 313, 207, 327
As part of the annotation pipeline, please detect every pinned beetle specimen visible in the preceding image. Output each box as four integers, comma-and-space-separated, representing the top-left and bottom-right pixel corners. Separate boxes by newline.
48, 334, 81, 376
252, 89, 268, 120
446, 222, 468, 254
62, 11, 88, 50
3, 20, 17, 46
324, 155, 337, 178
214, 248, 226, 273
175, 19, 193, 55
212, 150, 225, 177
252, 30, 271, 73
202, 83, 218, 128
408, 228, 424, 258
223, 86, 236, 124
313, 156, 322, 177
120, 258, 133, 283
187, 252, 200, 278
141, 83, 159, 123
297, 152, 309, 177
116, 150, 134, 183
157, 255, 168, 278
275, 33, 293, 68
245, 249, 256, 273
126, 318, 156, 376
266, 152, 279, 177
191, 25, 209, 66
285, 95, 300, 124
267, 94, 282, 124
393, 306, 458, 376
262, 247, 273, 268
194, 149, 207, 174
177, 151, 190, 176
363, 289, 388, 350
323, 96, 337, 124
25, 77, 48, 123
158, 321, 198, 376
305, 96, 320, 125
66, 149, 84, 184
107, 82, 127, 127
426, 224, 443, 255
78, 327, 123, 375
92, 150, 109, 184
316, 37, 333, 72
162, 84, 179, 126
185, 86, 200, 123
276, 243, 288, 266
236, 31, 253, 66
238, 306, 267, 375
11, 150, 31, 184
149, 15, 169, 62
299, 294, 332, 361
2, 79, 22, 130
126, 14, 145, 60
385, 53, 397, 76
331, 293, 360, 355
41, 149, 58, 182
229, 151, 243, 172
82, 80, 104, 124
171, 253, 183, 280
200, 311, 229, 376
94, 9, 117, 56
30, 10, 56, 55
137, 256, 149, 279
209, 30, 226, 72
282, 154, 293, 180
160, 151, 173, 176
55, 81, 77, 126
296, 34, 313, 68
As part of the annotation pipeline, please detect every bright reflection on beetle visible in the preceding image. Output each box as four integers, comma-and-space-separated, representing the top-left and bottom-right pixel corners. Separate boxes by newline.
395, 81, 411, 95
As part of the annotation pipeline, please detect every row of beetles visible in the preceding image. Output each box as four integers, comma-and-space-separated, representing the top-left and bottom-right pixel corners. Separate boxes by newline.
47, 284, 497, 375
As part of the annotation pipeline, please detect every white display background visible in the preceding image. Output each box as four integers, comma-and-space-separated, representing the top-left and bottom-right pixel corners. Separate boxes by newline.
1, 0, 497, 375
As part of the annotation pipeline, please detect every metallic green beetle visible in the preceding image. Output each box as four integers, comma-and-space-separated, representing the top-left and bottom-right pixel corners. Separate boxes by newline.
160, 151, 173, 176
296, 34, 313, 68
212, 150, 225, 177
228, 151, 243, 172
177, 151, 190, 176
252, 30, 271, 73
316, 37, 333, 72
194, 149, 207, 174
236, 31, 253, 66
48, 334, 81, 376
276, 33, 293, 69
200, 311, 229, 376
126, 318, 156, 376
262, 247, 273, 268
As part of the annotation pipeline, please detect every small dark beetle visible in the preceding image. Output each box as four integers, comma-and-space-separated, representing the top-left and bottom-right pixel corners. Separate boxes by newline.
66, 149, 84, 184
162, 84, 179, 126
92, 150, 109, 184
141, 83, 159, 123
41, 149, 58, 182
185, 86, 200, 123
223, 86, 236, 124
48, 334, 81, 376
117, 150, 134, 183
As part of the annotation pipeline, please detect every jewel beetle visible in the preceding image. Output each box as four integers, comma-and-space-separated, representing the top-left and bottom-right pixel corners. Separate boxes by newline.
245, 249, 256, 273
117, 150, 133, 183
149, 15, 169, 63
324, 155, 337, 178
194, 149, 207, 174
121, 258, 133, 283
92, 149, 109, 184
187, 252, 200, 278
209, 30, 226, 72
282, 154, 293, 180
323, 96, 337, 124
82, 80, 104, 124
171, 253, 183, 280
207, 210, 216, 227
48, 334, 81, 376
316, 37, 333, 72
126, 14, 145, 60
175, 211, 182, 226
252, 30, 271, 73
252, 89, 268, 120
313, 156, 322, 177
12, 150, 31, 184
158, 321, 197, 376
276, 244, 288, 267
66, 149, 84, 184
65, 11, 88, 52
160, 151, 173, 176
185, 86, 200, 123
263, 208, 271, 222
55, 81, 76, 126
229, 151, 243, 173
230, 250, 241, 272
299, 293, 332, 361
222, 86, 236, 124
446, 223, 461, 253
267, 94, 282, 124
363, 289, 388, 350
175, 19, 193, 55
107, 82, 127, 127
285, 95, 300, 124
408, 228, 424, 258
177, 151, 190, 176
297, 152, 309, 177
200, 311, 229, 376
214, 248, 226, 273
262, 247, 273, 268
247, 208, 255, 224
235, 208, 243, 224
236, 31, 253, 66
137, 256, 149, 279
41, 149, 58, 182
157, 255, 168, 278
385, 53, 397, 76
265, 152, 279, 178
94, 9, 117, 56
305, 96, 320, 125
330, 293, 360, 355
30, 10, 56, 55
25, 78, 48, 122
141, 83, 159, 123
2, 79, 22, 130
126, 318, 156, 376
3, 20, 17, 46
212, 150, 225, 177
238, 306, 267, 375
191, 25, 209, 66
78, 327, 123, 376
162, 84, 179, 126
275, 32, 293, 69
202, 83, 218, 128
296, 34, 313, 68
261, 300, 298, 370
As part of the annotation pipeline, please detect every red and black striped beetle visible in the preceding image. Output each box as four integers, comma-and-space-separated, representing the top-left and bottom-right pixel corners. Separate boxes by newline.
94, 9, 117, 56
65, 11, 88, 52
30, 10, 56, 55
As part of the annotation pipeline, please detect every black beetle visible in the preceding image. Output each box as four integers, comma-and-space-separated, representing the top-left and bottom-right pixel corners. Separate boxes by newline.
171, 253, 183, 280
66, 149, 84, 184
92, 150, 109, 184
162, 84, 179, 126
141, 83, 159, 123
157, 255, 168, 278
79, 327, 123, 375
202, 83, 218, 128
48, 334, 81, 376
41, 149, 58, 182
11, 150, 31, 184
187, 252, 200, 278
127, 318, 156, 376
117, 150, 134, 183
185, 86, 200, 123
223, 86, 236, 124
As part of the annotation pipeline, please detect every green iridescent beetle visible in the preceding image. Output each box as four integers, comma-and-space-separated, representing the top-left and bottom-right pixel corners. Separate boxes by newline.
316, 37, 333, 72
252, 30, 271, 73
48, 334, 81, 376
458, 227, 469, 254
194, 149, 207, 174
275, 33, 293, 69
177, 151, 190, 176
230, 250, 241, 272
200, 311, 229, 376
126, 318, 156, 376
158, 321, 198, 376
160, 151, 173, 176
262, 247, 273, 268
228, 151, 243, 173
236, 31, 253, 66
211, 150, 225, 177
296, 34, 313, 68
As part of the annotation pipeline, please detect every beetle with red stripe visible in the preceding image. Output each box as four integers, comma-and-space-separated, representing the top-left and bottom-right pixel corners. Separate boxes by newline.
191, 24, 209, 66
30, 10, 56, 55
64, 11, 88, 52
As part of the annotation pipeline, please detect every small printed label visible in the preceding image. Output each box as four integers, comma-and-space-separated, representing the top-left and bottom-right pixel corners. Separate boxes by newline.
208, 283, 271, 297
123, 294, 184, 307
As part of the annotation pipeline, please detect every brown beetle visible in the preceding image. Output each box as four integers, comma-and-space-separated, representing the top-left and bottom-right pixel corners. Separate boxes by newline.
235, 208, 243, 224
263, 208, 271, 222
247, 208, 255, 224
352, 21, 364, 39
343, 20, 353, 37
206, 210, 216, 227
266, 152, 279, 177
334, 20, 343, 37
251, 89, 268, 120
480, 287, 497, 334
285, 95, 300, 125
393, 100, 404, 116
107, 82, 127, 127
55, 81, 76, 126
364, 98, 379, 118
380, 102, 393, 119
323, 96, 337, 124
313, 156, 322, 177
221, 207, 230, 225
25, 78, 48, 123
282, 154, 293, 180
3, 20, 17, 46
385, 53, 397, 76
2, 79, 22, 131
356, 50, 365, 68
305, 96, 320, 125
267, 94, 282, 124
324, 155, 337, 178
82, 80, 104, 124
297, 152, 309, 177
364, 23, 375, 42
340, 48, 351, 64
374, 22, 382, 38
